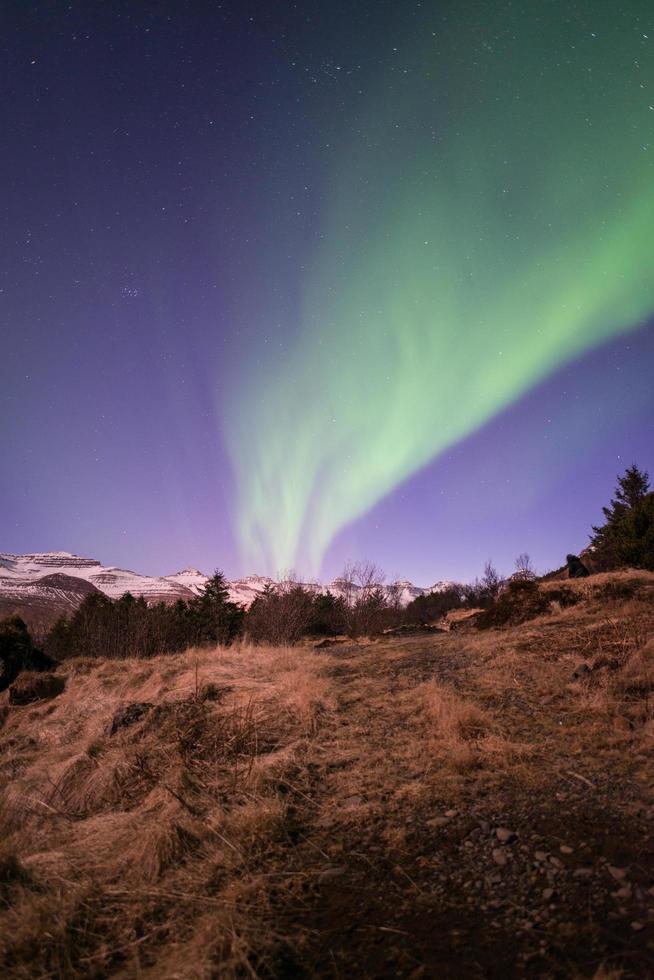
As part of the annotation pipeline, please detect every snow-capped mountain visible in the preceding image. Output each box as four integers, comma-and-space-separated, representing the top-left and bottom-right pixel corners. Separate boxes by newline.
0, 552, 195, 604
0, 552, 452, 625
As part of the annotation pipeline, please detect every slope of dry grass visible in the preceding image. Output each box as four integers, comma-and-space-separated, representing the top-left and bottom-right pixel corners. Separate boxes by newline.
1, 573, 653, 978
0, 645, 335, 978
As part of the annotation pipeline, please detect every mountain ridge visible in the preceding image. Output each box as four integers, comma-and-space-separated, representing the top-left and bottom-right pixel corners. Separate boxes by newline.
0, 551, 451, 618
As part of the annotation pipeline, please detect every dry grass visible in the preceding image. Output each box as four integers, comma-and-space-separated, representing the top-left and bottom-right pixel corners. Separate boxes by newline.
1, 579, 653, 977
0, 643, 334, 978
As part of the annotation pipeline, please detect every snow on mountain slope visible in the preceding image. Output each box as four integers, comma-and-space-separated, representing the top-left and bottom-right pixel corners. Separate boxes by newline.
163, 568, 210, 595
0, 552, 103, 579
0, 552, 449, 613
227, 575, 277, 607
0, 552, 194, 606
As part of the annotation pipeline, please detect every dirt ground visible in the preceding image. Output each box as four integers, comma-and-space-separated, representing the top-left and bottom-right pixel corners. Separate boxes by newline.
1, 576, 653, 978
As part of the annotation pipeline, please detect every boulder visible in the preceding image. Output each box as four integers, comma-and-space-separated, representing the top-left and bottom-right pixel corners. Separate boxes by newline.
566, 554, 590, 579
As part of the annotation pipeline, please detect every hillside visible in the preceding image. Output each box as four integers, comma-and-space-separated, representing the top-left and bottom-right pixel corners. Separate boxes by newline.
1, 571, 653, 978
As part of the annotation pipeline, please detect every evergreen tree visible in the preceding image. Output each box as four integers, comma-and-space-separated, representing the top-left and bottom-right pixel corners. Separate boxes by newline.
189, 571, 244, 646
591, 465, 654, 570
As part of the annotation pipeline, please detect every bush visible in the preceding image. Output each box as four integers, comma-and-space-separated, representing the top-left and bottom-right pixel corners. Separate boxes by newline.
476, 579, 553, 629
246, 585, 316, 645
404, 587, 463, 625
0, 616, 56, 691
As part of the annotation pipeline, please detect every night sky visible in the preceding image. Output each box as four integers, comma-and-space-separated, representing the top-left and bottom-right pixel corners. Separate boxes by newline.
2, 1, 653, 584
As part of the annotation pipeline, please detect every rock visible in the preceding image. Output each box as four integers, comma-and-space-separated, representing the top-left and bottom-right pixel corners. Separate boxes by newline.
566, 554, 590, 579
607, 865, 628, 881
320, 867, 346, 881
559, 845, 574, 855
427, 816, 451, 828
573, 867, 593, 878
495, 827, 516, 844
199, 683, 231, 702
8, 672, 65, 705
477, 819, 491, 834
631, 920, 644, 931
549, 856, 564, 869
106, 702, 154, 736
542, 888, 555, 901
534, 850, 548, 862
444, 809, 458, 818
492, 849, 508, 867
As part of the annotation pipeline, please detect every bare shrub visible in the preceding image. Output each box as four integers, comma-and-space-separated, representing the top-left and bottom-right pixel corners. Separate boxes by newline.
338, 560, 398, 637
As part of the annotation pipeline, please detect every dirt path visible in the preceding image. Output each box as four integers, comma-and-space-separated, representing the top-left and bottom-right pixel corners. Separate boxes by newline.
275, 635, 654, 979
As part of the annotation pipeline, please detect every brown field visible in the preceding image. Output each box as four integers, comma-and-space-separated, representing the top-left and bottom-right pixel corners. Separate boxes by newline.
1, 571, 654, 978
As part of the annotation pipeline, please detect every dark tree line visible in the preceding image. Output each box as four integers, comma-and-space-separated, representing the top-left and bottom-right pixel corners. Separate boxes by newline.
44, 572, 244, 660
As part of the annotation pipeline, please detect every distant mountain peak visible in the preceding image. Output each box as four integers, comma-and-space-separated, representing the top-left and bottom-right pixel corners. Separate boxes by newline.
0, 552, 445, 627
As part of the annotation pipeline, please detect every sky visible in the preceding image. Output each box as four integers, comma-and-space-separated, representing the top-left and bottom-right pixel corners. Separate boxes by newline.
2, 0, 653, 585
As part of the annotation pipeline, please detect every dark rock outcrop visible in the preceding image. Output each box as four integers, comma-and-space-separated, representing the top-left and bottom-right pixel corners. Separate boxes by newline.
8, 672, 65, 705
106, 702, 154, 736
566, 554, 590, 579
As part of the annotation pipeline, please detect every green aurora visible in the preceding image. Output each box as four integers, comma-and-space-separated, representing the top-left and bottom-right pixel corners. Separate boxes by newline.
224, 4, 654, 575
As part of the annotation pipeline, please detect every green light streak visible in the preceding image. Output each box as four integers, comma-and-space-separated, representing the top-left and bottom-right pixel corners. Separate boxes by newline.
225, 5, 654, 574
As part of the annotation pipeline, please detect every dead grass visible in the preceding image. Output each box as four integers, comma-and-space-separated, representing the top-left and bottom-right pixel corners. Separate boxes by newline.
0, 643, 333, 978
1, 581, 653, 977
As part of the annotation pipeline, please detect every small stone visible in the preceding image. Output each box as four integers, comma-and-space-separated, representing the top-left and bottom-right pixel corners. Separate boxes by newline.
631, 920, 644, 931
445, 809, 458, 818
608, 865, 628, 881
613, 886, 631, 899
573, 867, 593, 878
549, 856, 564, 869
542, 888, 554, 901
320, 867, 346, 881
492, 849, 508, 867
559, 845, 574, 855
477, 819, 491, 834
534, 850, 548, 862
495, 828, 516, 844
427, 816, 450, 828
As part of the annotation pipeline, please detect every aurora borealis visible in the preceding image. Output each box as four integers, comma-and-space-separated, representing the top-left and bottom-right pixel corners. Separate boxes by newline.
2, 1, 654, 582
225, 4, 654, 575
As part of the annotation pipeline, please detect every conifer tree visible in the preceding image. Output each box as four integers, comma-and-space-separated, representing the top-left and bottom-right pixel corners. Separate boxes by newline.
591, 465, 653, 570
